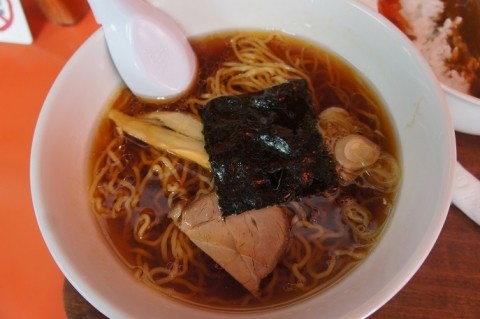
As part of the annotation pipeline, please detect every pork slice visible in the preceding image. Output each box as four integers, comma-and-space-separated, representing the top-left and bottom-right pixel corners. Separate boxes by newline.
169, 193, 290, 296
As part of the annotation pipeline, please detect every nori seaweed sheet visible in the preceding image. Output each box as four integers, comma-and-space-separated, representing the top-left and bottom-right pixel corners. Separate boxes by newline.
200, 79, 338, 216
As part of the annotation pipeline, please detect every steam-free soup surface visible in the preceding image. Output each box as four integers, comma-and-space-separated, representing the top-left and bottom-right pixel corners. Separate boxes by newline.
88, 31, 400, 310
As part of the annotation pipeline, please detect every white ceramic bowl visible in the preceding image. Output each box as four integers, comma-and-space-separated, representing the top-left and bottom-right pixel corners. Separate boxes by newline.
443, 85, 480, 135
30, 0, 456, 318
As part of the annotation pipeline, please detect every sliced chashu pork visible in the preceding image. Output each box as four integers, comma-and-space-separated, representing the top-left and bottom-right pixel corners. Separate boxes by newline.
169, 193, 290, 296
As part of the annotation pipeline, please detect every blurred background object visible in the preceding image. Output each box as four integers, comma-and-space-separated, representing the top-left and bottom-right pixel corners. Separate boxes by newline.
35, 0, 88, 25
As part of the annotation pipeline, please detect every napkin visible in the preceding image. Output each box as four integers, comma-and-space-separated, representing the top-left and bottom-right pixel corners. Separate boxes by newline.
0, 0, 32, 45
452, 162, 480, 225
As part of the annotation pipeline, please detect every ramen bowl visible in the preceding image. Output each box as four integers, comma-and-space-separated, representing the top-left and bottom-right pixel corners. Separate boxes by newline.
30, 0, 456, 318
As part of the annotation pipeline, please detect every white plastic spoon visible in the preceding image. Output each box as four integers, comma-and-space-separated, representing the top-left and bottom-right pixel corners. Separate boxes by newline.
87, 0, 197, 100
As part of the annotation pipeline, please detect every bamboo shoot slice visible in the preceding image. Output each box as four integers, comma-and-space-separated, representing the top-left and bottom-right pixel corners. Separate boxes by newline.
109, 109, 210, 169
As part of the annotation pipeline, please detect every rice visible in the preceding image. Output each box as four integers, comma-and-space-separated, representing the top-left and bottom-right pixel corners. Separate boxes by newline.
399, 0, 470, 93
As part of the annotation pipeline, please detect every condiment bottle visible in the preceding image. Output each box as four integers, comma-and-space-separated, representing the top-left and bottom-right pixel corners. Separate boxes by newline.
36, 0, 89, 26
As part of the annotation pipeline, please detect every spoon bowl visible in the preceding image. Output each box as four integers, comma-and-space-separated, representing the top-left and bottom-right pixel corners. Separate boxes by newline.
87, 0, 197, 100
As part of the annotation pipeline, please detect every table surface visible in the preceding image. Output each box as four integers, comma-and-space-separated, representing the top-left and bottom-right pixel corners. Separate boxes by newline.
1, 2, 479, 319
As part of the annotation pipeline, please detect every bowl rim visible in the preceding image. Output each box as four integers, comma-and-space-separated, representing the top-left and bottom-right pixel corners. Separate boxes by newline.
359, 0, 480, 136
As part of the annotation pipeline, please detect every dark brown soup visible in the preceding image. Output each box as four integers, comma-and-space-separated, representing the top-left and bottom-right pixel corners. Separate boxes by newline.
88, 31, 400, 310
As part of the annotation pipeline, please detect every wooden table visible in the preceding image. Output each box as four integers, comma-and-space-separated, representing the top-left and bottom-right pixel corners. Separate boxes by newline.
1, 2, 479, 319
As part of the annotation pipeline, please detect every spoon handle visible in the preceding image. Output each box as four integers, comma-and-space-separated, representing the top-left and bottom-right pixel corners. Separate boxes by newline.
87, 0, 118, 24
88, 0, 137, 25
452, 161, 480, 226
